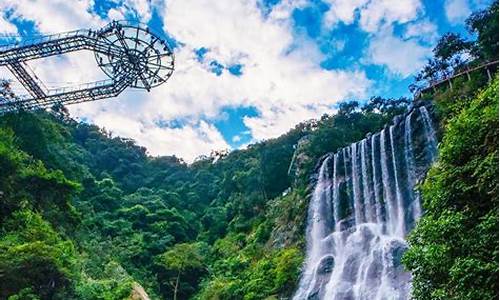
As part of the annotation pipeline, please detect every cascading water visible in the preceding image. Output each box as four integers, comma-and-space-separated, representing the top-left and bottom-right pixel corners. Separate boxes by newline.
293, 104, 438, 300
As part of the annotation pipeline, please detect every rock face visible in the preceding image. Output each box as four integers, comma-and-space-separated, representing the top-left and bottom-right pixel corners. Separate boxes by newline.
129, 283, 150, 300
293, 103, 438, 300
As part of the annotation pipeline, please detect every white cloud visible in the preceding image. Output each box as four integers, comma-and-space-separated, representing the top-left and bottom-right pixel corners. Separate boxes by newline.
268, 0, 309, 19
76, 105, 230, 162
155, 0, 370, 142
323, 0, 423, 32
332, 39, 347, 52
1, 0, 373, 161
243, 104, 334, 140
60, 0, 368, 161
0, 16, 17, 35
0, 0, 155, 33
232, 135, 241, 143
404, 19, 439, 44
359, 0, 423, 32
28, 51, 108, 88
93, 113, 230, 162
322, 0, 430, 77
444, 0, 471, 24
366, 31, 430, 77
125, 0, 153, 21
0, 0, 104, 33
107, 0, 154, 22
324, 0, 369, 27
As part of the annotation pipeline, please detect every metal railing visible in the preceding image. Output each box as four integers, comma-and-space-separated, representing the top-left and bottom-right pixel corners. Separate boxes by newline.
414, 60, 499, 98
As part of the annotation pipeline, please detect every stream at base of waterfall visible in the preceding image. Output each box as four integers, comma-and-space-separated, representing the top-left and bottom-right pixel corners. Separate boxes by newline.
293, 105, 438, 300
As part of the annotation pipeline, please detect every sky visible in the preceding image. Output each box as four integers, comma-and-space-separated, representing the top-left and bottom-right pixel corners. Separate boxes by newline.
0, 0, 491, 162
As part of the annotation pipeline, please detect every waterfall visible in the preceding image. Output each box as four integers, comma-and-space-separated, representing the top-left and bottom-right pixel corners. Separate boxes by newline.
419, 106, 438, 162
293, 105, 438, 300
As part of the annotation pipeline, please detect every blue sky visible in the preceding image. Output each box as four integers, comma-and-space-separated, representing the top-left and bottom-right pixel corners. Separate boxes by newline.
0, 0, 491, 161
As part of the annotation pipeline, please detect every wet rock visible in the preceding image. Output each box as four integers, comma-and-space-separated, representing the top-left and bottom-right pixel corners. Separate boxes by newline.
317, 255, 334, 275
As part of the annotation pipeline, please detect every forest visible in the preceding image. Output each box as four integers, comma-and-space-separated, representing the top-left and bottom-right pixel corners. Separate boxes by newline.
0, 2, 498, 300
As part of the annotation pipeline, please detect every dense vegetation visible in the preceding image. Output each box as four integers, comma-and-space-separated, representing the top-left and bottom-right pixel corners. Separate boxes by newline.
0, 89, 404, 299
404, 76, 498, 300
402, 2, 499, 300
0, 2, 497, 300
411, 1, 498, 94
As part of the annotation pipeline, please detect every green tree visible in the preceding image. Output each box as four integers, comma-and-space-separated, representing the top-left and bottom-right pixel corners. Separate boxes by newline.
0, 210, 78, 299
412, 1, 498, 91
466, 1, 499, 61
157, 243, 206, 300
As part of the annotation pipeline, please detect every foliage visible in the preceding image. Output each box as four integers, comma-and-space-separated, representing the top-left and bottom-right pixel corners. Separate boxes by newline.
403, 78, 499, 300
411, 1, 498, 91
194, 245, 303, 300
466, 1, 499, 61
403, 7, 499, 298
157, 242, 207, 300
0, 210, 77, 299
0, 93, 402, 299
0, 4, 496, 300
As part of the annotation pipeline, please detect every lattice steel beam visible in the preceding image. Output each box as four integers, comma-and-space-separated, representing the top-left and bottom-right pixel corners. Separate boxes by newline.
0, 20, 175, 115
6, 61, 47, 99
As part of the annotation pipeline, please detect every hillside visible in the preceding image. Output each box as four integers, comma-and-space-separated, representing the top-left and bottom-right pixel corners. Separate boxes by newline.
0, 91, 409, 299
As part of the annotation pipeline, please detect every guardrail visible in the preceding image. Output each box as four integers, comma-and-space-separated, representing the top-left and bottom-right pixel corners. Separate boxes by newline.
414, 60, 499, 98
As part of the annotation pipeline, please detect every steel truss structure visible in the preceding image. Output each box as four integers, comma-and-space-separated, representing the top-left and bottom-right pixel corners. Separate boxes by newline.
0, 20, 175, 114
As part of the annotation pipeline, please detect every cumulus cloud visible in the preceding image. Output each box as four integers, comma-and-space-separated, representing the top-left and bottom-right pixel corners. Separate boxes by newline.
444, 0, 472, 24
359, 0, 422, 32
366, 31, 430, 77
322, 0, 431, 77
243, 104, 334, 140
0, 15, 17, 35
107, 0, 154, 22
2, 0, 376, 161
93, 113, 230, 162
232, 135, 241, 143
29, 51, 108, 87
323, 0, 423, 31
323, 0, 369, 27
404, 19, 439, 44
0, 0, 155, 33
157, 0, 370, 143
0, 0, 447, 161
0, 0, 104, 33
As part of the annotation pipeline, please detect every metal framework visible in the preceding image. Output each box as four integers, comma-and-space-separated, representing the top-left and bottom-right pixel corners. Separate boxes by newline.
0, 20, 175, 114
